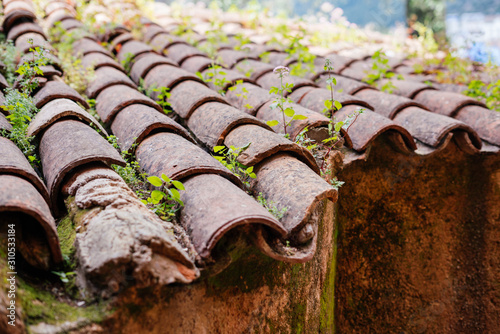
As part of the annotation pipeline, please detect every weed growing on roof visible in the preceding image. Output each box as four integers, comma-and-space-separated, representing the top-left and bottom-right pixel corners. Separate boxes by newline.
142, 174, 185, 221
152, 86, 173, 114
121, 52, 135, 73
197, 64, 229, 95
213, 144, 256, 189
364, 50, 401, 93
107, 135, 147, 193
465, 79, 500, 112
227, 80, 253, 110
267, 66, 307, 138
256, 192, 288, 220
285, 27, 316, 78
49, 24, 95, 95
322, 58, 343, 118
0, 39, 18, 85
0, 40, 50, 167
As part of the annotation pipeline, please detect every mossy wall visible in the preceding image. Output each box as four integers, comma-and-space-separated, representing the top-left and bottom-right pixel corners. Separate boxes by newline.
105, 200, 337, 334
335, 136, 500, 333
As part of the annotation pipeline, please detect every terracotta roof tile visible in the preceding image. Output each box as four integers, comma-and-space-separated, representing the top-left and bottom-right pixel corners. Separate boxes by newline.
413, 89, 486, 117
178, 173, 286, 259
354, 89, 428, 119
44, 1, 76, 17
44, 9, 74, 29
95, 84, 162, 123
135, 132, 241, 186
0, 175, 62, 267
27, 98, 107, 139
81, 52, 125, 72
380, 78, 436, 99
73, 38, 113, 57
233, 58, 274, 81
0, 137, 51, 204
15, 32, 54, 53
143, 63, 203, 92
217, 49, 259, 68
33, 81, 89, 108
256, 71, 317, 94
289, 87, 374, 111
7, 21, 46, 41
39, 119, 125, 214
110, 104, 193, 153
168, 79, 229, 119
116, 40, 155, 63
187, 101, 271, 149
316, 73, 374, 95
455, 106, 500, 146
2, 5, 36, 32
59, 18, 83, 31
108, 32, 134, 52
165, 42, 205, 65
85, 65, 137, 98
129, 52, 177, 84
225, 81, 272, 115
0, 113, 12, 131
149, 33, 187, 52
181, 55, 213, 73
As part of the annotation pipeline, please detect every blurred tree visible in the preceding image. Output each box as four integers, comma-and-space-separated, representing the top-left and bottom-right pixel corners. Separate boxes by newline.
406, 0, 446, 43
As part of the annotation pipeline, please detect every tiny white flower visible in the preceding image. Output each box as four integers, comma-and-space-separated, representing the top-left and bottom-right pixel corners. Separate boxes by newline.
273, 66, 290, 76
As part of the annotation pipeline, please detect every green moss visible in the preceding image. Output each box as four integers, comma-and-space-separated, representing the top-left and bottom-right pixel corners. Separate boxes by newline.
291, 302, 306, 333
18, 277, 110, 326
57, 215, 76, 262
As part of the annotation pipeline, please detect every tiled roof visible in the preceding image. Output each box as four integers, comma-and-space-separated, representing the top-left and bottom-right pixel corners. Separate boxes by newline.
1, 0, 499, 315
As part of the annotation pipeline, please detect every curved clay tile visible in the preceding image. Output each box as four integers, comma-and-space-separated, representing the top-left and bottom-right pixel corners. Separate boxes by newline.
150, 33, 187, 53
224, 124, 319, 173
28, 98, 107, 138
18, 52, 62, 71
354, 89, 427, 119
96, 84, 162, 124
109, 32, 134, 52
336, 105, 416, 152
136, 132, 242, 187
0, 137, 50, 204
0, 175, 62, 267
338, 61, 372, 81
0, 114, 12, 131
225, 82, 273, 116
86, 66, 137, 98
179, 173, 286, 259
100, 25, 130, 43
413, 90, 486, 117
39, 120, 125, 213
233, 59, 274, 81
188, 101, 271, 149
201, 67, 253, 92
111, 104, 193, 153
266, 52, 297, 67
317, 74, 373, 95
44, 1, 76, 17
73, 38, 113, 57
181, 55, 213, 73
44, 10, 74, 29
251, 153, 337, 257
217, 49, 259, 68
165, 43, 205, 65
2, 9, 36, 33
0, 73, 8, 90
393, 106, 481, 152
129, 53, 177, 84
291, 87, 374, 111
320, 53, 358, 73
81, 52, 124, 72
143, 64, 204, 94
7, 22, 46, 42
168, 80, 229, 119
433, 83, 466, 94
379, 79, 436, 99
116, 40, 155, 63
143, 24, 168, 43
256, 100, 329, 140
455, 105, 500, 146
15, 32, 54, 54
256, 71, 317, 95
60, 18, 84, 31
33, 81, 89, 109
3, 1, 35, 15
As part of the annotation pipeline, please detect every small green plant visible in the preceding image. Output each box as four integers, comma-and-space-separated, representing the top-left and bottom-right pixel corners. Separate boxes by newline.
0, 40, 50, 167
213, 144, 256, 189
256, 192, 288, 220
286, 27, 316, 77
0, 39, 18, 85
227, 80, 253, 110
51, 271, 76, 284
322, 58, 343, 118
152, 86, 172, 114
267, 66, 307, 138
107, 135, 146, 193
141, 174, 185, 221
121, 52, 135, 73
197, 64, 229, 95
464, 79, 500, 111
364, 49, 399, 93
